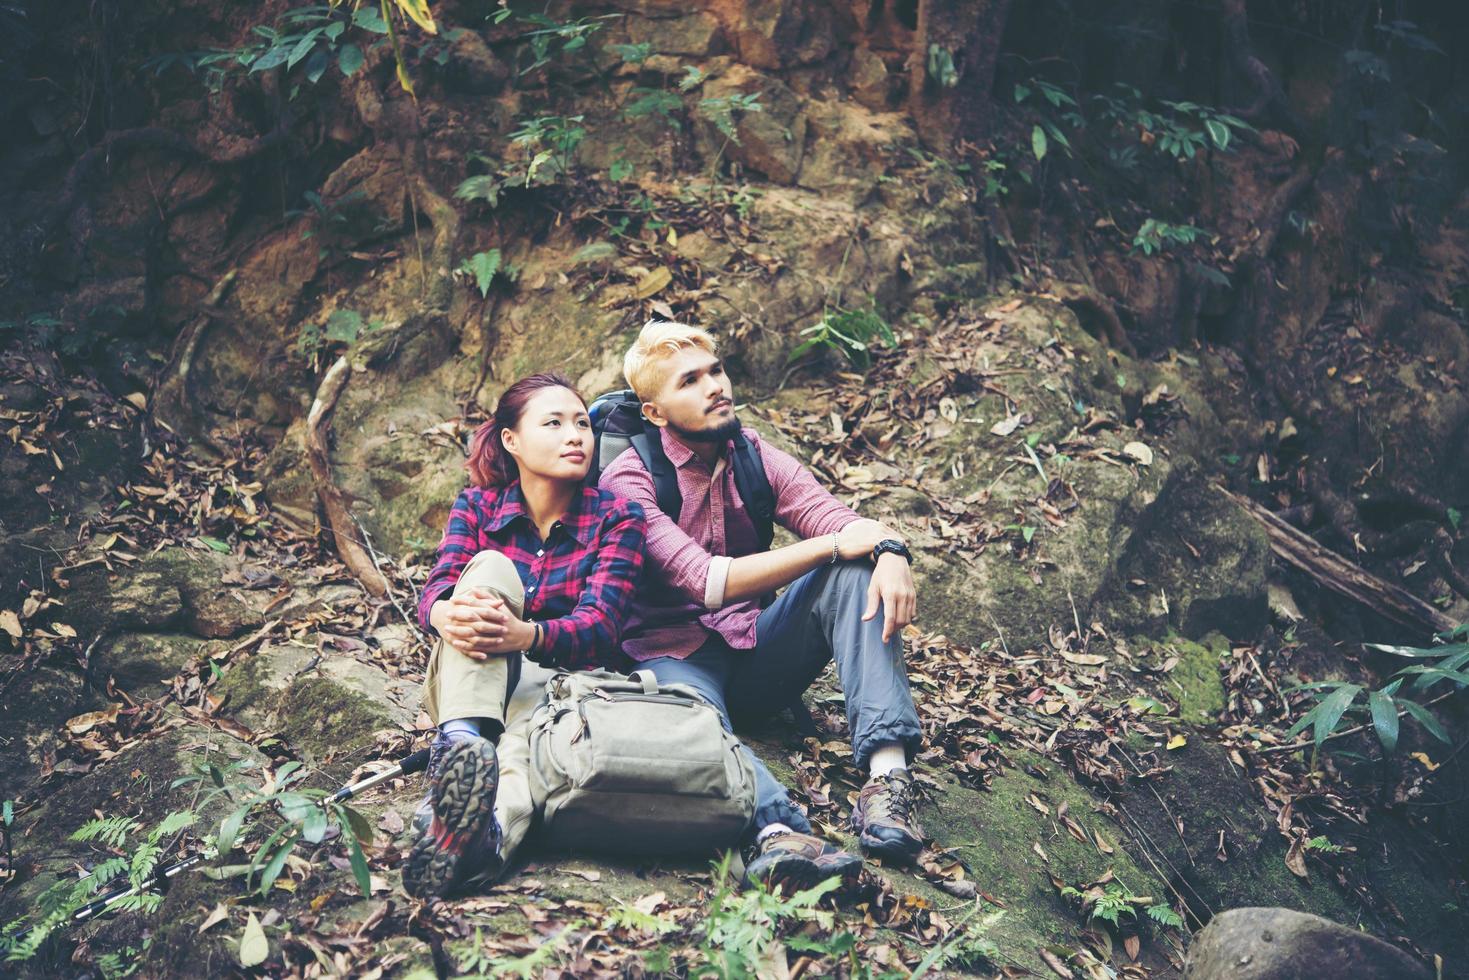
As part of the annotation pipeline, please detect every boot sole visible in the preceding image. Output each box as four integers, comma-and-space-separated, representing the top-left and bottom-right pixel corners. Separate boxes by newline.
403, 739, 498, 899
853, 808, 924, 865
745, 848, 864, 894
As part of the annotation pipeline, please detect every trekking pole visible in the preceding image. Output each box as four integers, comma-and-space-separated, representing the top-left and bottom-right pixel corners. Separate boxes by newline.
71, 748, 430, 923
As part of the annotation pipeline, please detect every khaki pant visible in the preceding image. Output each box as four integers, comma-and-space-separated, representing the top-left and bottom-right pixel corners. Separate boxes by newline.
421, 549, 555, 864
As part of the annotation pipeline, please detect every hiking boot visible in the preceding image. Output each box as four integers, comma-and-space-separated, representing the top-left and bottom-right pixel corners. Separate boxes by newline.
743, 831, 863, 893
410, 731, 456, 836
851, 768, 924, 864
403, 738, 502, 899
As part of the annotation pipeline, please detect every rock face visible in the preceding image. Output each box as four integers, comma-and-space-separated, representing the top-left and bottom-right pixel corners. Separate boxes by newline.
1183, 907, 1432, 980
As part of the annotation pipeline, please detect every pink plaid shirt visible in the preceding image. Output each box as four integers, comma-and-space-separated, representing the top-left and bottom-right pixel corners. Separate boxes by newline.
598, 426, 859, 661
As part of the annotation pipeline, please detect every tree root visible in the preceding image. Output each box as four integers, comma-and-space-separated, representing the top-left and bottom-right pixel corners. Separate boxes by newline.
307, 356, 390, 598
1043, 279, 1137, 357
149, 270, 238, 457
1219, 0, 1297, 128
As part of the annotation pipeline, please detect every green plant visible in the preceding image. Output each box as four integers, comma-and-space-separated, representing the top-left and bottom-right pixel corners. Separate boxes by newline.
294, 309, 384, 367
1091, 85, 1254, 162
0, 809, 196, 963
200, 758, 376, 898
788, 304, 895, 370
1059, 877, 1180, 933
509, 114, 587, 186
1013, 79, 1080, 161
94, 938, 150, 980
457, 249, 518, 298
698, 92, 763, 144
1287, 633, 1467, 756
516, 12, 616, 75
927, 44, 958, 89
694, 853, 842, 980
1305, 835, 1346, 854
1132, 218, 1204, 255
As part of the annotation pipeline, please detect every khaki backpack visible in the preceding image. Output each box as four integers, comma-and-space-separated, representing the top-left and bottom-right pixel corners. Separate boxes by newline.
528, 670, 757, 854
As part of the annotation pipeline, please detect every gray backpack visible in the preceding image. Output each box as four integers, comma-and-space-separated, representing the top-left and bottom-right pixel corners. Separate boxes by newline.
528, 670, 757, 854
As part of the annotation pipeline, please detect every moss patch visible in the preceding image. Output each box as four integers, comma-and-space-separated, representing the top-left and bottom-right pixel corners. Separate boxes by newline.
917, 751, 1168, 973
1150, 632, 1229, 726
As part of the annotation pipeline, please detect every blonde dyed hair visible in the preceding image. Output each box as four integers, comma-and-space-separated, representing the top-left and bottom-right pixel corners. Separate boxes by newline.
623, 320, 719, 401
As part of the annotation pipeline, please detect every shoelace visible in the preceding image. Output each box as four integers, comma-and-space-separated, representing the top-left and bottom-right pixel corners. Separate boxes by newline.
869, 775, 915, 824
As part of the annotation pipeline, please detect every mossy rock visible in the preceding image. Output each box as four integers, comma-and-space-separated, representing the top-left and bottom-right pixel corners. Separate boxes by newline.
92, 633, 225, 701
62, 548, 267, 642
1140, 632, 1229, 727
212, 644, 417, 769
916, 751, 1170, 974
1119, 737, 1356, 926
1097, 465, 1270, 642
0, 662, 103, 795
0, 728, 266, 973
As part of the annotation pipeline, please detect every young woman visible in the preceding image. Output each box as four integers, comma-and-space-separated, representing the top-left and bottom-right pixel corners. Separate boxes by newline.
405, 372, 646, 899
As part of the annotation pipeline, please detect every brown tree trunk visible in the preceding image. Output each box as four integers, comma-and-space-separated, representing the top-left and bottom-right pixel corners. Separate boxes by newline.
908, 0, 1013, 148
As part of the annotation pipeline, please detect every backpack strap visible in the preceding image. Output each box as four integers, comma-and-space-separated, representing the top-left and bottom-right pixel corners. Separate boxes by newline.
730, 432, 776, 552
629, 429, 682, 522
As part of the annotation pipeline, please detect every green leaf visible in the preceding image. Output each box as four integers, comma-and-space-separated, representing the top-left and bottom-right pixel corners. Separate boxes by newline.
1448, 507, 1462, 530
286, 28, 323, 69
338, 43, 365, 76
1399, 699, 1450, 743
345, 833, 372, 897
1204, 118, 1230, 150
251, 43, 292, 73
1031, 124, 1048, 161
257, 832, 296, 894
301, 806, 328, 845
1366, 641, 1468, 659
1367, 689, 1399, 753
218, 804, 251, 854
199, 536, 230, 553
340, 804, 375, 845
1021, 526, 1037, 543
460, 249, 504, 297
1312, 683, 1361, 747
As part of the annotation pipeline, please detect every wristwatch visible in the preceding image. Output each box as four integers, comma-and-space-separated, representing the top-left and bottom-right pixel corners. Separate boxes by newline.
871, 539, 912, 564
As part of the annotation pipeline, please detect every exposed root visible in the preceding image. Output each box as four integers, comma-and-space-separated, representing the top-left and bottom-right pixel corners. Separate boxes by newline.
307, 356, 390, 598
1043, 279, 1137, 357
150, 270, 238, 458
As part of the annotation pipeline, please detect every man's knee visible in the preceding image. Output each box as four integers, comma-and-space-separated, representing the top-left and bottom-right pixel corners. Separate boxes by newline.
824, 559, 874, 594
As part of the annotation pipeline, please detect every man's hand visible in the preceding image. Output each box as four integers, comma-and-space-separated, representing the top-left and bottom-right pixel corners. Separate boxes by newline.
863, 552, 916, 643
432, 589, 536, 660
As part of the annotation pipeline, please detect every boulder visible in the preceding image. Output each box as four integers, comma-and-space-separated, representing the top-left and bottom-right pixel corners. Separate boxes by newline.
1184, 907, 1431, 980
212, 641, 418, 765
696, 64, 806, 185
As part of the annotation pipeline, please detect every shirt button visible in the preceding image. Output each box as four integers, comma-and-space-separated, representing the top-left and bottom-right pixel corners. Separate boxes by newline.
536, 549, 544, 557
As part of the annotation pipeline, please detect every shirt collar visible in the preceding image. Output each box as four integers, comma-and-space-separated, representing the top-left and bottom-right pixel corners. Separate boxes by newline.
486, 481, 596, 546
659, 426, 731, 470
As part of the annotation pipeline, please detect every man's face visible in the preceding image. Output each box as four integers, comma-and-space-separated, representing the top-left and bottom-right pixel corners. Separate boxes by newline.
643, 346, 738, 444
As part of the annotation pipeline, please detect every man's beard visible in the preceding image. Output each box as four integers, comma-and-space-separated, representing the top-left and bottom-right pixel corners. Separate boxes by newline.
668, 414, 741, 445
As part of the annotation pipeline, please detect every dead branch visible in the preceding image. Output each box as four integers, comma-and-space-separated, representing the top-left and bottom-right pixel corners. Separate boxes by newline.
1217, 485, 1456, 635
307, 356, 390, 598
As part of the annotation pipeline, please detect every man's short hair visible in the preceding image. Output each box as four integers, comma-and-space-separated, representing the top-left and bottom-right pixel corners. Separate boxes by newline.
624, 320, 719, 401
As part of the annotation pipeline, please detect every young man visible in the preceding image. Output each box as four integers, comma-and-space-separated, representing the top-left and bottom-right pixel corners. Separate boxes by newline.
599, 321, 926, 890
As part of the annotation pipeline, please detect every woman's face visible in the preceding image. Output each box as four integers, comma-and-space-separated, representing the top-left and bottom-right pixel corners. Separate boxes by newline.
501, 386, 593, 484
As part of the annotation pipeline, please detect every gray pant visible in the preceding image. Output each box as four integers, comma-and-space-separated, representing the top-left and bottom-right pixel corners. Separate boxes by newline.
639, 561, 923, 833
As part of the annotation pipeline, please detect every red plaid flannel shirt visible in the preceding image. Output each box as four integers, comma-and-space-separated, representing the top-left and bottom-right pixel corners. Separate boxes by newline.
418, 482, 646, 671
